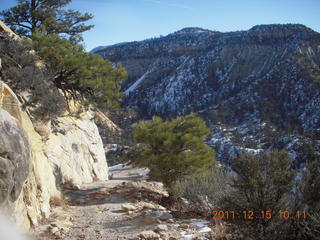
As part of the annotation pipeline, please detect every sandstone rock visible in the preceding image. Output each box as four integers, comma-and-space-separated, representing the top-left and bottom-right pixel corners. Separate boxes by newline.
0, 109, 31, 203
56, 215, 72, 222
44, 110, 109, 185
33, 120, 51, 139
127, 210, 134, 215
26, 206, 38, 226
53, 222, 71, 232
179, 223, 190, 229
0, 81, 59, 230
0, 155, 14, 204
0, 20, 16, 38
139, 230, 160, 239
0, 79, 112, 231
50, 226, 60, 234
0, 21, 118, 232
121, 203, 136, 212
155, 224, 168, 232
140, 202, 166, 211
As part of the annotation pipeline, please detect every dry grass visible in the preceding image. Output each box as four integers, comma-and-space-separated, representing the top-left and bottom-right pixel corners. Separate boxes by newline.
173, 167, 231, 215
50, 196, 67, 208
210, 222, 229, 239
205, 222, 249, 240
62, 178, 78, 190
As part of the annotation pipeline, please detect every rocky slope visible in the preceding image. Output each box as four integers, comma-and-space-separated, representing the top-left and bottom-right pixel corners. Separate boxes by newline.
93, 24, 320, 167
0, 21, 114, 231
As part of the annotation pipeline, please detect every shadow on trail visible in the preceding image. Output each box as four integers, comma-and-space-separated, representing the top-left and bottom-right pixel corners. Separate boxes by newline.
64, 185, 127, 207
63, 167, 150, 207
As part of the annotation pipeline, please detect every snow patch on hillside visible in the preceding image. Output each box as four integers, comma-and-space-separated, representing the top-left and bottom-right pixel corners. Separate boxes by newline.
125, 70, 151, 95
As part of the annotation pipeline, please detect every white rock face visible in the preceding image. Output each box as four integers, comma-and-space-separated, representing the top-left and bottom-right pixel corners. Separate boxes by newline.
0, 81, 59, 230
45, 111, 109, 185
0, 81, 109, 230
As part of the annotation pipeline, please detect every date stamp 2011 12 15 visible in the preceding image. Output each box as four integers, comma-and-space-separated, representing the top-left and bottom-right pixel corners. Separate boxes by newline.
211, 210, 308, 220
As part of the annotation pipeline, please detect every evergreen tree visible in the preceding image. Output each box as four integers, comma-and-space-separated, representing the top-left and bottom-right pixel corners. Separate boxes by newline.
0, 0, 93, 41
31, 33, 127, 108
133, 113, 215, 193
1, 0, 126, 116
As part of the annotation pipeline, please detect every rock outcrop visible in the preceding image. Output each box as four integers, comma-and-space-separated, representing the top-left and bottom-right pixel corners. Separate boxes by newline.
45, 109, 109, 185
0, 109, 30, 204
0, 80, 108, 229
0, 20, 110, 230
0, 81, 109, 230
0, 81, 60, 229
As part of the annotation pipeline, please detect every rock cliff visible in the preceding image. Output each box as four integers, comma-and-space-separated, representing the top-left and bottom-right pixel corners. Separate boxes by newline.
0, 21, 110, 231
0, 80, 109, 230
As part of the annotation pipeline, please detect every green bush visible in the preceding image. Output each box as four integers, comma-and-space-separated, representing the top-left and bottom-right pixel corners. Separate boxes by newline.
219, 151, 295, 239
132, 113, 215, 194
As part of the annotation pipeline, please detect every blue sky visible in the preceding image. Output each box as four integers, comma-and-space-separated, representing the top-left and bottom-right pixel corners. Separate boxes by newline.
1, 0, 320, 51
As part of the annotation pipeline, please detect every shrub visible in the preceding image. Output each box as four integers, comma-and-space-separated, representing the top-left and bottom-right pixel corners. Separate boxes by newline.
299, 161, 320, 211
219, 151, 295, 240
296, 212, 320, 240
0, 36, 66, 120
133, 113, 215, 194
174, 167, 231, 214
293, 160, 320, 240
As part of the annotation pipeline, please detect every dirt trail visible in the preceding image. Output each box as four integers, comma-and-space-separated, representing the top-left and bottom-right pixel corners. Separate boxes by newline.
34, 165, 214, 240
63, 166, 154, 240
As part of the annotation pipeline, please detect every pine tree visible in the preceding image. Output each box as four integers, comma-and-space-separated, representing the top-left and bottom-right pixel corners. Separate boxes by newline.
0, 0, 93, 41
132, 113, 215, 193
31, 33, 127, 108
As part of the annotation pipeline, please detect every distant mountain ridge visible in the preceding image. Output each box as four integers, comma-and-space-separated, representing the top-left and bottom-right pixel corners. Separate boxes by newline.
90, 41, 129, 53
93, 24, 320, 166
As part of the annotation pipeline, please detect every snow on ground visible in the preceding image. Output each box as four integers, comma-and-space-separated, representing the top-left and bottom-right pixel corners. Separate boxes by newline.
199, 226, 212, 233
109, 163, 131, 171
125, 69, 151, 95
190, 220, 210, 228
